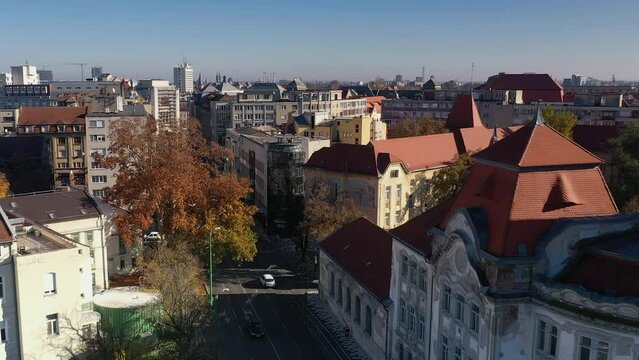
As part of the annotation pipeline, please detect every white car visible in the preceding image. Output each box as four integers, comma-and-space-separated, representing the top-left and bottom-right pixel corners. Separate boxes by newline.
259, 274, 275, 288
143, 231, 162, 241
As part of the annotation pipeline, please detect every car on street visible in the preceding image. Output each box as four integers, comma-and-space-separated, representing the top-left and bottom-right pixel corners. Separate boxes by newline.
246, 319, 265, 338
143, 231, 162, 241
259, 274, 275, 288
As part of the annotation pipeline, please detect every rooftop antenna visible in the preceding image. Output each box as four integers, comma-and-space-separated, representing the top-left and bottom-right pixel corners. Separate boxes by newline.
470, 62, 475, 96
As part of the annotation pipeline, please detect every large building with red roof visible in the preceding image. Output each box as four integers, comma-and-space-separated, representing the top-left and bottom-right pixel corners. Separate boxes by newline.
305, 95, 517, 229
316, 106, 639, 360
476, 72, 564, 103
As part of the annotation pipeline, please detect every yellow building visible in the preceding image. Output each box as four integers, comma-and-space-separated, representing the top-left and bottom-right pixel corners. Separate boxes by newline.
291, 111, 334, 139
334, 115, 387, 145
305, 126, 513, 229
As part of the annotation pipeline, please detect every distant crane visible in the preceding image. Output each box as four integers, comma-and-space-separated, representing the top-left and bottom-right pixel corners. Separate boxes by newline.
66, 63, 88, 80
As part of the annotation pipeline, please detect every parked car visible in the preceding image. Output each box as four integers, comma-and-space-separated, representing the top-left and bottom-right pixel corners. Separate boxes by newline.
246, 319, 265, 338
259, 274, 275, 288
143, 231, 162, 241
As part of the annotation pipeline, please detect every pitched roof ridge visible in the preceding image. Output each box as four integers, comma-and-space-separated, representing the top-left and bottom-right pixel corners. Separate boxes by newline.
543, 123, 604, 164
594, 166, 620, 213
518, 122, 538, 166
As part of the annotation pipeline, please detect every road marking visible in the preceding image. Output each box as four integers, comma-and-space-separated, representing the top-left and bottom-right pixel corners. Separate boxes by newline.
240, 285, 282, 360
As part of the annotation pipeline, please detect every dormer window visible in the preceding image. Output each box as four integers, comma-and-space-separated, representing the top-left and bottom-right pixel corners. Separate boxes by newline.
57, 125, 65, 132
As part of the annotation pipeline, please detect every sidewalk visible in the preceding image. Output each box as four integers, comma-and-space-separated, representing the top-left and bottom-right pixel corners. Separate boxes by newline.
306, 293, 368, 360
264, 235, 317, 282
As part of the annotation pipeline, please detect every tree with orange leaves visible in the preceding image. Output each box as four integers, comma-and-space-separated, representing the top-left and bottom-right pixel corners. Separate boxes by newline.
97, 117, 257, 264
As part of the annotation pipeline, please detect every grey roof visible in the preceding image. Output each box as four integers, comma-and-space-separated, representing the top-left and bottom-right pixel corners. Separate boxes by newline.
294, 114, 312, 126
288, 77, 307, 91
87, 104, 147, 117
247, 83, 286, 93
0, 189, 101, 224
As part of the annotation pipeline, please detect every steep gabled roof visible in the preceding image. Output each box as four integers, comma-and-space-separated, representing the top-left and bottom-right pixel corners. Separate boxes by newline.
18, 106, 90, 126
305, 144, 380, 175
446, 94, 483, 129
319, 217, 393, 300
474, 112, 602, 168
390, 201, 452, 257
372, 133, 460, 171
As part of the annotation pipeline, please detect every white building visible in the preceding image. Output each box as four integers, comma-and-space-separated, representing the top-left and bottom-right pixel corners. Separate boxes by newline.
150, 85, 180, 128
85, 104, 147, 199
318, 109, 639, 360
0, 207, 99, 360
10, 65, 39, 85
0, 72, 11, 87
173, 62, 194, 93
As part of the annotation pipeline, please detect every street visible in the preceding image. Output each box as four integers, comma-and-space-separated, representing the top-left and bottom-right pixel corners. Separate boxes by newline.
214, 237, 327, 360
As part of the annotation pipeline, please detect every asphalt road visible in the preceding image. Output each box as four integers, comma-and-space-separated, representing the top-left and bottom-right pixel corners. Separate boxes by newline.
214, 238, 326, 360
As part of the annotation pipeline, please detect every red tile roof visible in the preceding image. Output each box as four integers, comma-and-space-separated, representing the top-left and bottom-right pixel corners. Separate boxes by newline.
562, 251, 639, 298
446, 94, 483, 129
0, 209, 13, 244
447, 162, 618, 257
477, 73, 564, 102
478, 73, 563, 91
365, 96, 385, 113
319, 217, 393, 300
390, 201, 451, 256
18, 106, 90, 126
307, 127, 520, 175
474, 123, 602, 168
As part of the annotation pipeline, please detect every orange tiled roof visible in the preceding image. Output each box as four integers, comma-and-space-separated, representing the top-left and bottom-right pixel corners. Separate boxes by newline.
446, 94, 483, 129
474, 123, 602, 168
372, 133, 460, 171
0, 210, 12, 244
18, 106, 90, 126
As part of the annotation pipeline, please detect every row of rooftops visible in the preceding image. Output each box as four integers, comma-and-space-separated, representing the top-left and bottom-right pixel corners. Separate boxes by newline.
319, 106, 636, 304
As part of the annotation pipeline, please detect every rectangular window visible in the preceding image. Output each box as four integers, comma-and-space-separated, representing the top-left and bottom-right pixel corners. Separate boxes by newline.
579, 336, 608, 360
537, 320, 558, 357
120, 259, 125, 269
385, 186, 391, 200
470, 304, 480, 333
418, 268, 427, 291
455, 294, 465, 322
408, 306, 415, 331
86, 231, 94, 244
44, 272, 56, 294
91, 162, 105, 169
73, 125, 82, 132
454, 346, 463, 360
418, 312, 425, 340
0, 276, 3, 298
443, 286, 451, 313
92, 175, 107, 183
441, 336, 449, 360
390, 170, 399, 178
0, 321, 5, 343
401, 255, 408, 277
409, 261, 417, 285
57, 125, 65, 132
384, 213, 390, 227
396, 184, 402, 198
91, 148, 107, 156
89, 120, 105, 128
400, 299, 406, 323
90, 134, 106, 142
46, 314, 59, 336
73, 137, 82, 145
396, 210, 402, 223
57, 149, 67, 158
92, 189, 105, 198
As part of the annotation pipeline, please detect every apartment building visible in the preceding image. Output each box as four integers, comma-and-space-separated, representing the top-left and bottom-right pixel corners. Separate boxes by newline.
85, 104, 148, 198
0, 207, 98, 360
16, 106, 90, 188
318, 108, 639, 360
150, 85, 179, 128
334, 114, 387, 145
305, 96, 516, 229
0, 189, 110, 290
226, 127, 329, 233
10, 65, 39, 85
173, 62, 194, 93
49, 81, 124, 99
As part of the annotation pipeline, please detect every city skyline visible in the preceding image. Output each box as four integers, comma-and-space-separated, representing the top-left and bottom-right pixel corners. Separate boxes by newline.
2, 0, 638, 82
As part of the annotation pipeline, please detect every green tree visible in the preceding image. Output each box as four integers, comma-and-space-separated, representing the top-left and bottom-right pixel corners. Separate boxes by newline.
609, 124, 639, 213
426, 152, 475, 208
541, 105, 578, 138
0, 173, 9, 198
387, 116, 448, 139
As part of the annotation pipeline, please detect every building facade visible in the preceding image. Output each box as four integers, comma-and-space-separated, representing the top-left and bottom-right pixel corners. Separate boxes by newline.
173, 62, 194, 93
150, 85, 179, 128
10, 65, 39, 85
85, 104, 147, 198
16, 106, 90, 188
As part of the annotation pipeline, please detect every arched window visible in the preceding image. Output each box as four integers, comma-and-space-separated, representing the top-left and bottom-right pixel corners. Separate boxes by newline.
398, 343, 404, 360
365, 305, 372, 335
337, 279, 343, 305
346, 287, 351, 313
407, 351, 413, 360
330, 272, 335, 297
355, 296, 361, 323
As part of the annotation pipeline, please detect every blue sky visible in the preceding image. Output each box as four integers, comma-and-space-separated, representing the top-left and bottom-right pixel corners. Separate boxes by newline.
2, 0, 638, 82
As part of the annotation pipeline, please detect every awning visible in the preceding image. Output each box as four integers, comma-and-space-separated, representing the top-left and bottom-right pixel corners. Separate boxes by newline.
81, 311, 101, 325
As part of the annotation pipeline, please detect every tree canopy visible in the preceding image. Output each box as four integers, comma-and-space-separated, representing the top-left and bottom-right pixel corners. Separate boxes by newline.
0, 173, 10, 198
426, 152, 475, 208
541, 105, 577, 138
299, 178, 364, 261
387, 116, 448, 139
609, 124, 639, 214
98, 118, 257, 263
